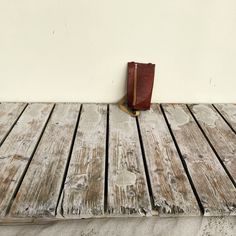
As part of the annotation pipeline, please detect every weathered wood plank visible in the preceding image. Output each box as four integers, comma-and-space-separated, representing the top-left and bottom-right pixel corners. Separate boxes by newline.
189, 104, 236, 182
0, 103, 27, 145
0, 103, 54, 216
162, 104, 236, 216
58, 104, 107, 218
9, 103, 80, 218
138, 104, 200, 216
214, 104, 236, 131
107, 105, 151, 216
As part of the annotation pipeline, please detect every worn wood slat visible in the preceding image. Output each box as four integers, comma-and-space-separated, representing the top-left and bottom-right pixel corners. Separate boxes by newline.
0, 103, 53, 216
189, 104, 236, 182
214, 104, 236, 131
138, 104, 200, 216
162, 104, 236, 216
107, 105, 151, 216
9, 103, 80, 218
58, 104, 107, 218
0, 103, 27, 145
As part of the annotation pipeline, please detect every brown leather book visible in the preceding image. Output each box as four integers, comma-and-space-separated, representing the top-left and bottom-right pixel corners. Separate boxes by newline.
127, 62, 155, 110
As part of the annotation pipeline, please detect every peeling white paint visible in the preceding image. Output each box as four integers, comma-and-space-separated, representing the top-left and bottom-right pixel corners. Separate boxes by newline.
115, 169, 136, 186
166, 107, 190, 130
65, 174, 88, 191
193, 104, 218, 127
220, 104, 236, 119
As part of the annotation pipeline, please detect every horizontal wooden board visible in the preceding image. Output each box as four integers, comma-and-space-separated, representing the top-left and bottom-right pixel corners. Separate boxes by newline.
138, 104, 200, 216
9, 103, 80, 218
0, 103, 27, 145
0, 103, 53, 216
107, 105, 151, 216
189, 104, 236, 182
214, 104, 236, 131
59, 104, 107, 218
162, 104, 236, 216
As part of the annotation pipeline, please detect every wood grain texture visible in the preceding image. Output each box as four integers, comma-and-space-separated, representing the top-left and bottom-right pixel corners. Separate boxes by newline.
0, 103, 53, 216
189, 104, 236, 182
0, 103, 27, 145
214, 104, 236, 131
162, 104, 236, 216
107, 105, 151, 216
138, 104, 200, 216
9, 103, 80, 218
58, 104, 107, 218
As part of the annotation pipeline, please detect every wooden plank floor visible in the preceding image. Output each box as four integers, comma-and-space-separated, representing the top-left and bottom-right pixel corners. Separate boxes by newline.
0, 103, 235, 222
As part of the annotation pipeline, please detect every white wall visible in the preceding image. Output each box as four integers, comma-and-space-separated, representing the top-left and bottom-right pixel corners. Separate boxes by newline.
0, 0, 236, 103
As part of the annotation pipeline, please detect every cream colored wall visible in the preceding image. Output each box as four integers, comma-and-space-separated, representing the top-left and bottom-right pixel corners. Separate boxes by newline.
0, 0, 236, 103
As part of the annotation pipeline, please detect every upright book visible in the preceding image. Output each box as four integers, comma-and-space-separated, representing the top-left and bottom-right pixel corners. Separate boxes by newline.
127, 62, 155, 110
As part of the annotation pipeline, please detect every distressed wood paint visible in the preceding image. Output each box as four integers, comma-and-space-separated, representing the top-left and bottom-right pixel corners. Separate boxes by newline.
58, 104, 107, 218
138, 104, 200, 216
107, 105, 151, 216
0, 102, 235, 222
0, 103, 27, 145
0, 103, 53, 216
214, 104, 236, 131
189, 104, 236, 182
9, 103, 80, 218
162, 104, 236, 216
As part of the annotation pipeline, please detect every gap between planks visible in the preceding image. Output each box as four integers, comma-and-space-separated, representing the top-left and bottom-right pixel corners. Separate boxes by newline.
213, 104, 236, 134
0, 103, 55, 217
160, 104, 204, 215
162, 104, 236, 216
1, 103, 236, 220
57, 104, 107, 218
55, 104, 83, 217
8, 104, 80, 218
0, 103, 28, 147
138, 104, 201, 216
187, 104, 236, 188
107, 105, 152, 216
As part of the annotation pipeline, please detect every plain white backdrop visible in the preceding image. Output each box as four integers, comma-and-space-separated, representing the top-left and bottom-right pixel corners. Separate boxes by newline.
0, 0, 236, 103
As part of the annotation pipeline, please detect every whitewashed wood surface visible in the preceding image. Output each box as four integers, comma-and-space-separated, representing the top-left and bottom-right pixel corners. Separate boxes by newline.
0, 103, 235, 222
214, 104, 236, 131
107, 105, 151, 216
162, 104, 236, 216
9, 104, 80, 218
0, 103, 26, 145
189, 104, 236, 182
58, 104, 107, 218
138, 104, 200, 216
0, 103, 53, 216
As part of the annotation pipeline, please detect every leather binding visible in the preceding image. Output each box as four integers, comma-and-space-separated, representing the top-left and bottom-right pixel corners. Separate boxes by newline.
127, 62, 155, 110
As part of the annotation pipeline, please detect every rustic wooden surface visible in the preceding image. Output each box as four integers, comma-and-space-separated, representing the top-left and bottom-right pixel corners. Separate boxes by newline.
0, 103, 26, 145
189, 104, 236, 183
162, 104, 236, 216
0, 103, 53, 216
214, 104, 236, 131
58, 104, 107, 218
107, 105, 151, 216
9, 104, 80, 218
0, 103, 235, 222
138, 104, 200, 216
